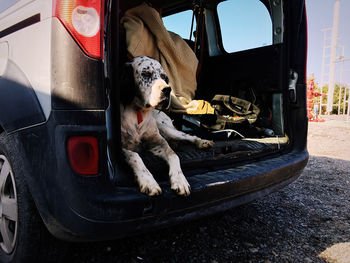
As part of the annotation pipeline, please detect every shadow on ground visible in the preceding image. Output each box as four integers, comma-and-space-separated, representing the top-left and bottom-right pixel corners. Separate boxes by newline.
65, 156, 350, 263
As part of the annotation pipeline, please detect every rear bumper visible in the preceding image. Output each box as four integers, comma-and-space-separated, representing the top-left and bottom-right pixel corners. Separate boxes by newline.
15, 110, 308, 241
45, 148, 308, 241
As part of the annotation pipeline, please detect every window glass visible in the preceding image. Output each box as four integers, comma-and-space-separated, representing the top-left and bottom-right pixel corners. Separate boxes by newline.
163, 10, 196, 40
217, 0, 272, 53
0, 0, 20, 13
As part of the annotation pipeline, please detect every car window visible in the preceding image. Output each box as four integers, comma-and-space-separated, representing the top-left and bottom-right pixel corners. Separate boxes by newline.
163, 10, 196, 40
0, 0, 20, 13
217, 0, 272, 53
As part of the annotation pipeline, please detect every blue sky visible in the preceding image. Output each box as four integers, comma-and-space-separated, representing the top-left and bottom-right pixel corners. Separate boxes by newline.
164, 0, 350, 85
306, 0, 350, 85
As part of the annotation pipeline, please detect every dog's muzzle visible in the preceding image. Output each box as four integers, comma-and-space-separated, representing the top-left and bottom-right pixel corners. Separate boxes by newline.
157, 87, 171, 110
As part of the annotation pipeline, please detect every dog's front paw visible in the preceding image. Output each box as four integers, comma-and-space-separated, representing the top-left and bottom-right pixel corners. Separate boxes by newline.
138, 174, 162, 196
170, 172, 191, 196
195, 139, 214, 150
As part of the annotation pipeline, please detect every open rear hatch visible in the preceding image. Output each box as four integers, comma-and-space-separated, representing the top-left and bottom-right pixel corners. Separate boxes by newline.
107, 0, 300, 185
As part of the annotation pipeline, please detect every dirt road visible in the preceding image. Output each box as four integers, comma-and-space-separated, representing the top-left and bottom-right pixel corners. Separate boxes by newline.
67, 116, 350, 263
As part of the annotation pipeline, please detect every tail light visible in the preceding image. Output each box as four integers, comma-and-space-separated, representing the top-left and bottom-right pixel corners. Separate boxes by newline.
53, 0, 104, 59
67, 136, 99, 175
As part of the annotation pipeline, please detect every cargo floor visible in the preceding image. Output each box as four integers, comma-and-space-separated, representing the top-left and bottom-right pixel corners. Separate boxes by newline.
141, 136, 289, 180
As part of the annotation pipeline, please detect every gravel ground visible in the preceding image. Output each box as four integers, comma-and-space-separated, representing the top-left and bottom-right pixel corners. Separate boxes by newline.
66, 116, 350, 263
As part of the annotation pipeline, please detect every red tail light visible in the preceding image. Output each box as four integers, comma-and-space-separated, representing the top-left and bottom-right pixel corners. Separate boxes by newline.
67, 136, 99, 175
53, 0, 104, 59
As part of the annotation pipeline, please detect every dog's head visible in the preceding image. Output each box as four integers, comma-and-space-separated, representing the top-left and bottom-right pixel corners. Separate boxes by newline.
120, 56, 171, 110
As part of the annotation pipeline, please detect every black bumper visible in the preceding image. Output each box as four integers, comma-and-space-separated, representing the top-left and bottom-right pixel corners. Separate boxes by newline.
15, 111, 308, 241
45, 148, 309, 241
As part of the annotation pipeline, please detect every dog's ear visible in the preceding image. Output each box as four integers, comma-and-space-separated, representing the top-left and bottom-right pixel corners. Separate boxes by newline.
119, 62, 137, 106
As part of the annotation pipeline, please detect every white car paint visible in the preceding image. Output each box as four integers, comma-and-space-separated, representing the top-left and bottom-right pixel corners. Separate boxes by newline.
0, 0, 53, 119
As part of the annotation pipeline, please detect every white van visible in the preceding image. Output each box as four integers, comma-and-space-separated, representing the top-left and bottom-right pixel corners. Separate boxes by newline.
0, 0, 308, 262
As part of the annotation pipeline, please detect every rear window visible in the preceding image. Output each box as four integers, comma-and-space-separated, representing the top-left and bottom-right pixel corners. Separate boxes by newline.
163, 10, 196, 40
217, 0, 272, 53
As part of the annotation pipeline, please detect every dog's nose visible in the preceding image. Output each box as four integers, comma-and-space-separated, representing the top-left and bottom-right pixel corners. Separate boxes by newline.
162, 87, 171, 96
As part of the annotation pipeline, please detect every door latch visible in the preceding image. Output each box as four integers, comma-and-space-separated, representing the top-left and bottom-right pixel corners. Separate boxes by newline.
288, 69, 298, 103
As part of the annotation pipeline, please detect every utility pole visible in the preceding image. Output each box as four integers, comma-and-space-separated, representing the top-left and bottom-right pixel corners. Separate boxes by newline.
320, 28, 332, 114
326, 0, 340, 114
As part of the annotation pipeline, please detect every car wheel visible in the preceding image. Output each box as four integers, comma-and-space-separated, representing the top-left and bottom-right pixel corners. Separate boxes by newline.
0, 154, 18, 256
0, 132, 68, 263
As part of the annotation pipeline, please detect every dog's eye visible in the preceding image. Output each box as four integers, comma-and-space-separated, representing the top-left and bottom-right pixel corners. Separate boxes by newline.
141, 71, 152, 79
160, 73, 169, 84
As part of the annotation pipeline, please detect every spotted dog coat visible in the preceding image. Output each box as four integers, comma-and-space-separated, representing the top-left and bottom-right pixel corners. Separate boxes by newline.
120, 56, 214, 196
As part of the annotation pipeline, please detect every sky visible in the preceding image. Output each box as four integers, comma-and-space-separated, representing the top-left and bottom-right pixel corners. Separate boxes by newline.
164, 0, 350, 86
306, 0, 350, 86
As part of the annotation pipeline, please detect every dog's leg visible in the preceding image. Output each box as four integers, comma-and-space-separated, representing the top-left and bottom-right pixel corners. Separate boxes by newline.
153, 111, 214, 149
123, 149, 162, 196
147, 137, 191, 196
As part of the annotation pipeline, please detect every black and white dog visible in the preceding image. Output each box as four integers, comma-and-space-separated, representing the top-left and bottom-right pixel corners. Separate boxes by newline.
120, 56, 214, 196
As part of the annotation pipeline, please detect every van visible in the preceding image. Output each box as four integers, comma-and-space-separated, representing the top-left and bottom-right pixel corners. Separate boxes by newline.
0, 0, 308, 261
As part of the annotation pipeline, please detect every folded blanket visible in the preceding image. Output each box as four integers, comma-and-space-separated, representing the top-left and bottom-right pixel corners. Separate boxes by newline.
172, 100, 215, 114
121, 3, 201, 113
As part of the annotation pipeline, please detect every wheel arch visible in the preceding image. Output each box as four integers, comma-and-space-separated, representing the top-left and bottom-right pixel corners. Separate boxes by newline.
0, 60, 46, 133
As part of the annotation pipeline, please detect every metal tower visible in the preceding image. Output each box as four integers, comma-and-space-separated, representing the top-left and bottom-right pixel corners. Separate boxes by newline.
319, 28, 332, 114
326, 0, 340, 114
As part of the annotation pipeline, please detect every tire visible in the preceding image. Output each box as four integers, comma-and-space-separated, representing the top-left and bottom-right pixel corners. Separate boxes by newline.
0, 132, 68, 263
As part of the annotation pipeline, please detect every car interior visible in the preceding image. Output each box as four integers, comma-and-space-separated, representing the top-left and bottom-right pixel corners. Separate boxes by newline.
113, 0, 290, 182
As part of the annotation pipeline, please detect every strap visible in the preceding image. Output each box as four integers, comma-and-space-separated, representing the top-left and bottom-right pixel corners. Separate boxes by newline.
192, 1, 205, 79
189, 6, 197, 41
193, 6, 200, 53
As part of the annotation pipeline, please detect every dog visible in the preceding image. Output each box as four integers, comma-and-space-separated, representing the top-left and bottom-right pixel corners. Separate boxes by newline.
120, 56, 214, 196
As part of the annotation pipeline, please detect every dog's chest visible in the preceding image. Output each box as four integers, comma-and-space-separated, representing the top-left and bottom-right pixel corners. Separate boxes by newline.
121, 123, 143, 149
120, 107, 156, 151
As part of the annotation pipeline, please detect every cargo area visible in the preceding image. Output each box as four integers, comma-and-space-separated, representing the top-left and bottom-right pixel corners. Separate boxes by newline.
111, 0, 291, 184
